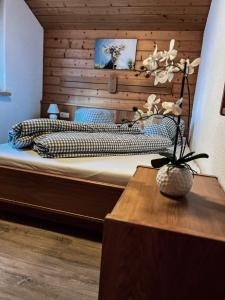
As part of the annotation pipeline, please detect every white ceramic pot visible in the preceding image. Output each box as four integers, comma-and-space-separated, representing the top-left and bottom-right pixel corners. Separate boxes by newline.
156, 164, 193, 197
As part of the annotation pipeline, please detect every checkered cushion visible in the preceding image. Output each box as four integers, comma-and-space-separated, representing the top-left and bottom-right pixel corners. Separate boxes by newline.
9, 119, 141, 149
144, 116, 185, 144
33, 131, 173, 158
144, 124, 162, 136
9, 118, 174, 158
75, 108, 114, 123
161, 117, 184, 142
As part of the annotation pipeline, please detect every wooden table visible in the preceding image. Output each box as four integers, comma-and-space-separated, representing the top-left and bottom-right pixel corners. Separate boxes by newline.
99, 166, 225, 300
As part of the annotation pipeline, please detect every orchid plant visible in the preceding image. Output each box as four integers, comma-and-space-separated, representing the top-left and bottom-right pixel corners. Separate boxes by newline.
127, 39, 208, 171
139, 39, 201, 85
135, 94, 183, 119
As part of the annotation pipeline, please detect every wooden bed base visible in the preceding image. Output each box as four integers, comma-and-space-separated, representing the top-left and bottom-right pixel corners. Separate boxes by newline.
0, 166, 125, 232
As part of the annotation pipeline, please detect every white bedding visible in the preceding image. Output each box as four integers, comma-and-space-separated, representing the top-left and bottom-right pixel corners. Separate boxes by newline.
0, 143, 200, 186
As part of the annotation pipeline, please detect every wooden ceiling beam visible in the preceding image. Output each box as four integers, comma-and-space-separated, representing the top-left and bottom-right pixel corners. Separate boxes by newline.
26, 0, 211, 8
38, 15, 206, 23
42, 22, 206, 31
44, 30, 203, 40
32, 6, 210, 16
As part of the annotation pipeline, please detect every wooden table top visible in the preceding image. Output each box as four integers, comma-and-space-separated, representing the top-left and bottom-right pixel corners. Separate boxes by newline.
107, 166, 225, 242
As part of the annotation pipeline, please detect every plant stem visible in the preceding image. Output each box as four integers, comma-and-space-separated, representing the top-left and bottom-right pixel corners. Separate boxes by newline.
172, 62, 187, 163
181, 75, 192, 157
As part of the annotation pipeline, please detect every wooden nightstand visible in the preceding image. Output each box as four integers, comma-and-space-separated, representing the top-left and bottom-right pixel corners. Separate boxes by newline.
99, 166, 225, 300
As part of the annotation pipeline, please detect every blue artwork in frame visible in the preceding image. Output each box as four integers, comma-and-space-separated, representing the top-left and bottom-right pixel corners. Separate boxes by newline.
94, 39, 137, 70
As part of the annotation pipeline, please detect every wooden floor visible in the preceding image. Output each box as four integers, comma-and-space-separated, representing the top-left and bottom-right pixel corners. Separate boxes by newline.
0, 218, 101, 300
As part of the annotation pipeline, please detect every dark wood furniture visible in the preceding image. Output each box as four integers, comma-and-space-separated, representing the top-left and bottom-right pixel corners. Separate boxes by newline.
99, 166, 225, 300
0, 166, 124, 231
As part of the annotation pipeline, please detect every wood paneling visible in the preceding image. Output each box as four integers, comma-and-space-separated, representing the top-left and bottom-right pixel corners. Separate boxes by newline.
42, 29, 202, 128
26, 0, 211, 31
59, 76, 173, 95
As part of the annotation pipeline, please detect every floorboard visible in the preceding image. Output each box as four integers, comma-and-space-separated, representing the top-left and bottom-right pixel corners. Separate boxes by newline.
0, 219, 101, 300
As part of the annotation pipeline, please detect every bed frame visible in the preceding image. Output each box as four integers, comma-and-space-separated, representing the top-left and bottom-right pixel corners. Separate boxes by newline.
0, 165, 124, 231
0, 108, 133, 231
0, 79, 174, 231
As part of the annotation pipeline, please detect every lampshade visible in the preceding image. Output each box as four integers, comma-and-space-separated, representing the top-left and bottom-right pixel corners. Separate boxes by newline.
47, 104, 59, 114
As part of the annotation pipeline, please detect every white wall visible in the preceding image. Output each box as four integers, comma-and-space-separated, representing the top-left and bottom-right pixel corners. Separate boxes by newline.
0, 0, 5, 89
0, 0, 43, 143
190, 0, 225, 190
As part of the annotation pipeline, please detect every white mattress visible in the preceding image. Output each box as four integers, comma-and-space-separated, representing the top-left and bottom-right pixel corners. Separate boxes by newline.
0, 143, 200, 186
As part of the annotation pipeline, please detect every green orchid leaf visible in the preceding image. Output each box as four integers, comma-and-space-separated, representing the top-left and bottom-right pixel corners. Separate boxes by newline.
182, 151, 195, 159
176, 152, 195, 164
175, 158, 185, 165
183, 153, 209, 163
151, 157, 171, 168
158, 152, 176, 161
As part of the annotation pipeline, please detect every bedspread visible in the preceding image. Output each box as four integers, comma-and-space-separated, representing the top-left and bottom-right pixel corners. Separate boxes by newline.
33, 131, 173, 158
9, 119, 173, 158
9, 119, 141, 148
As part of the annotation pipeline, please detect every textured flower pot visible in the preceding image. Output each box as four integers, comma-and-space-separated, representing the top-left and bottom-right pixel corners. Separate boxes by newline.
156, 165, 193, 197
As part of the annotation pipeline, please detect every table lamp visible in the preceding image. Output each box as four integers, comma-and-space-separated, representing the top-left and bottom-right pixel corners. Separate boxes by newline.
47, 104, 59, 119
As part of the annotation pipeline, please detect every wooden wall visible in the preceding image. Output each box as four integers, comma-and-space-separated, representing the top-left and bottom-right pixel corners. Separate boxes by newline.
42, 30, 203, 125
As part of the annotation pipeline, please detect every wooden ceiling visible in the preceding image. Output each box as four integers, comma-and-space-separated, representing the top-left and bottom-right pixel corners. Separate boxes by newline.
26, 0, 211, 31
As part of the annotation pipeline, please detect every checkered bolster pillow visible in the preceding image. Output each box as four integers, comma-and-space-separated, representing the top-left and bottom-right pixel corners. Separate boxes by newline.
9, 119, 141, 149
33, 132, 173, 158
144, 116, 185, 144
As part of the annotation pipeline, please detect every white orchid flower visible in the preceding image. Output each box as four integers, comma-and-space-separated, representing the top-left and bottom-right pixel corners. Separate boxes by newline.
188, 58, 201, 74
133, 108, 148, 121
154, 65, 175, 85
143, 58, 158, 71
146, 109, 154, 116
160, 39, 178, 63
162, 98, 183, 116
133, 109, 148, 129
135, 108, 145, 117
166, 65, 175, 82
178, 58, 200, 74
143, 45, 163, 71
143, 94, 161, 112
168, 39, 178, 60
154, 70, 168, 85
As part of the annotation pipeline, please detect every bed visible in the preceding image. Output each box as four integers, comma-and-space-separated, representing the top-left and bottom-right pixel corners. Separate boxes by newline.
0, 143, 199, 231
0, 103, 198, 231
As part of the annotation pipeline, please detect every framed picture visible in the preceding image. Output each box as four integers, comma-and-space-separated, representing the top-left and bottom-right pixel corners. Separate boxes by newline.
94, 39, 137, 70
